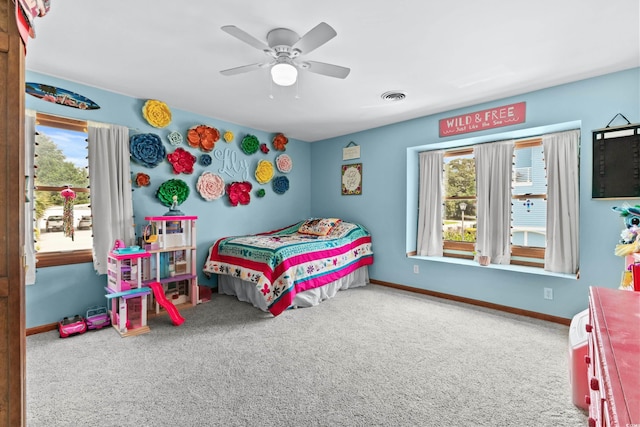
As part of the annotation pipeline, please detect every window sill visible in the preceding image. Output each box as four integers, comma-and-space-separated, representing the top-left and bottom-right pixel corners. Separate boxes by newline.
408, 255, 578, 280
36, 249, 93, 268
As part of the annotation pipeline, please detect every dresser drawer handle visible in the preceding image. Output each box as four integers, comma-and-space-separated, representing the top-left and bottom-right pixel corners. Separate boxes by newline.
584, 355, 591, 365
590, 377, 599, 391
585, 324, 593, 333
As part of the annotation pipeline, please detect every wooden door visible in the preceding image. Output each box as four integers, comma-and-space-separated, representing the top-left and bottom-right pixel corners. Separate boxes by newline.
0, 0, 26, 425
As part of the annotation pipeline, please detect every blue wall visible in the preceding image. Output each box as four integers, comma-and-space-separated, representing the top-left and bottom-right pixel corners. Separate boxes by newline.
26, 68, 639, 327
310, 67, 640, 320
25, 71, 312, 328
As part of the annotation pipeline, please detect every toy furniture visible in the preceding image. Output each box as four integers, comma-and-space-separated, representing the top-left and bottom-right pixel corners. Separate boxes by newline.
105, 244, 152, 337
142, 216, 199, 315
585, 287, 639, 426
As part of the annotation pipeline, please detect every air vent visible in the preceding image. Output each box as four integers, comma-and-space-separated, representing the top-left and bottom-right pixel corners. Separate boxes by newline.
381, 91, 406, 101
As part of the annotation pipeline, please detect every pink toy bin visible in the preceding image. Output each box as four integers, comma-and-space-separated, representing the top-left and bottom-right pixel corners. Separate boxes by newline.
568, 308, 589, 410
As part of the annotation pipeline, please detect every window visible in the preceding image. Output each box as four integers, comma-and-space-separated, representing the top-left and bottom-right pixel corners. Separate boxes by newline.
34, 113, 92, 267
411, 125, 579, 275
442, 149, 476, 259
439, 138, 547, 267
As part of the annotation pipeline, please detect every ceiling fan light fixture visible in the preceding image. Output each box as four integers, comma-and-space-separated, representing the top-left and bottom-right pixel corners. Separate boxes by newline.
271, 62, 298, 86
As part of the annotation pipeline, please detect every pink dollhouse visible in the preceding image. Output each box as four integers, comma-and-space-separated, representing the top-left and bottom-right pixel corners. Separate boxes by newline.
105, 242, 152, 337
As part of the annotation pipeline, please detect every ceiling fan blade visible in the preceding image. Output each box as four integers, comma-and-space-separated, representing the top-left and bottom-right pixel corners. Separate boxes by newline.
220, 63, 267, 76
221, 25, 270, 51
292, 22, 337, 55
304, 61, 350, 79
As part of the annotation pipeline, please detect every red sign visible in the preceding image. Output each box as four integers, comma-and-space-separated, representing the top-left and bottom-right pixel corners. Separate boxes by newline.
439, 102, 526, 137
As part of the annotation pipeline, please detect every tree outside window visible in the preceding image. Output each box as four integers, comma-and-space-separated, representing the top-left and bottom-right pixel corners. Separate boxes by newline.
33, 113, 92, 266
443, 154, 476, 243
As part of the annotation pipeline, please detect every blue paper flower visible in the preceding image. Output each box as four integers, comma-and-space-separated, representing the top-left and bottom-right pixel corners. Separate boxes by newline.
272, 176, 289, 195
130, 133, 166, 168
200, 154, 212, 166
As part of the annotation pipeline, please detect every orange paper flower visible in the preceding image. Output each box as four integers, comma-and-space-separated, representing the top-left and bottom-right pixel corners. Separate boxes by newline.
187, 125, 220, 152
135, 172, 150, 187
272, 133, 288, 151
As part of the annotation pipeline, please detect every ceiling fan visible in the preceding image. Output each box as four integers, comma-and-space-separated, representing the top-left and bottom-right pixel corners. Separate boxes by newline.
219, 22, 350, 86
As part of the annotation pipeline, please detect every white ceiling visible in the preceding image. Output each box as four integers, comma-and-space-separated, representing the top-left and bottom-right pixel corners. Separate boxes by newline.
25, 0, 640, 142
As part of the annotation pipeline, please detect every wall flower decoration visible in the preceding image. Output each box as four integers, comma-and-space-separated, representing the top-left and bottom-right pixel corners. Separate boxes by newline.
167, 147, 196, 174
223, 130, 234, 143
272, 176, 290, 195
142, 99, 172, 128
167, 131, 183, 146
275, 154, 293, 173
156, 179, 190, 207
272, 133, 288, 151
130, 133, 166, 168
135, 172, 151, 187
255, 159, 274, 184
241, 134, 260, 155
226, 181, 252, 206
196, 171, 225, 201
187, 125, 219, 152
200, 154, 212, 167
260, 143, 269, 154
256, 188, 266, 198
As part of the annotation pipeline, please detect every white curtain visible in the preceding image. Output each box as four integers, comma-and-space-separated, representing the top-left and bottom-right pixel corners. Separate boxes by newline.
474, 140, 514, 264
543, 130, 580, 274
417, 150, 444, 256
24, 110, 37, 285
88, 122, 134, 275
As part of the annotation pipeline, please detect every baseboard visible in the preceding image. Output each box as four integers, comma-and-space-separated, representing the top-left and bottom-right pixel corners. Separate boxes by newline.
27, 323, 58, 336
369, 278, 571, 326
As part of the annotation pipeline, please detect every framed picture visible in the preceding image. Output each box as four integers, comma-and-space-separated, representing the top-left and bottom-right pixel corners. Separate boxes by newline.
341, 163, 362, 195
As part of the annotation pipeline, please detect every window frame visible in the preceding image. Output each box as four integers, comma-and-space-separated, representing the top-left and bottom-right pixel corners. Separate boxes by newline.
441, 137, 546, 268
34, 113, 92, 267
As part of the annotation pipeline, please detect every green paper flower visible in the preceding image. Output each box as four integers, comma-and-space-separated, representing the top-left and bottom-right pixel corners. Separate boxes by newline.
241, 134, 260, 155
156, 179, 190, 207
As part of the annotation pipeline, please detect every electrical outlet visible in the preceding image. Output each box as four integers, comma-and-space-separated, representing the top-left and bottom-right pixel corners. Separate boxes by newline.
544, 288, 553, 300
413, 265, 419, 274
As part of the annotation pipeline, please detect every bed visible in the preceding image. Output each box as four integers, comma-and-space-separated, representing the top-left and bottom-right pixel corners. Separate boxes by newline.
203, 219, 374, 316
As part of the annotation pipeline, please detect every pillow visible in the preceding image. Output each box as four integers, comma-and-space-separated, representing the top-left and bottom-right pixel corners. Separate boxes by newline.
298, 218, 341, 236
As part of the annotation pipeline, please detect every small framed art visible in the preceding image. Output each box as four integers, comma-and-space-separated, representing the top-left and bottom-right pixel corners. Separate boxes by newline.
341, 163, 362, 195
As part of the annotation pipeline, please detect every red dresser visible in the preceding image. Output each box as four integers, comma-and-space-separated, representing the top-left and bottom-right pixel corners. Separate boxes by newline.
586, 287, 640, 427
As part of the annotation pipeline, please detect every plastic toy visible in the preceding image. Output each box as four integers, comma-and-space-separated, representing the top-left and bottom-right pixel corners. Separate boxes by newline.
85, 305, 110, 330
147, 281, 185, 326
58, 315, 87, 338
612, 205, 640, 290
106, 243, 152, 337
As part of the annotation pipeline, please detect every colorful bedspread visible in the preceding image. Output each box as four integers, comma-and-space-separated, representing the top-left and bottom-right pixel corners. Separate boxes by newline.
203, 221, 374, 316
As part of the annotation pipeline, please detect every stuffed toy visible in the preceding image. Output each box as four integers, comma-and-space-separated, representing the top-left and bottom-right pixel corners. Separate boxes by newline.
612, 205, 640, 256
612, 205, 640, 290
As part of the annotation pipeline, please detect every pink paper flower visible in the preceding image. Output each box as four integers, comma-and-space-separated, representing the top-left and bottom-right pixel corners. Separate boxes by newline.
275, 154, 293, 173
196, 172, 225, 201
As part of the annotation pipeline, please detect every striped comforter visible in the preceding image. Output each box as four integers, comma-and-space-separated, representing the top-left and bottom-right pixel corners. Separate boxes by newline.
203, 221, 374, 316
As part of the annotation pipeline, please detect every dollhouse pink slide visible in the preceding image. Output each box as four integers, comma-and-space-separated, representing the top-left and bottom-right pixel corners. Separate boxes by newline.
147, 282, 185, 326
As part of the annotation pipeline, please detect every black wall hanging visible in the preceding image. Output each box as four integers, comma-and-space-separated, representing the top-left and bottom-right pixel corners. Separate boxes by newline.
592, 113, 640, 199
